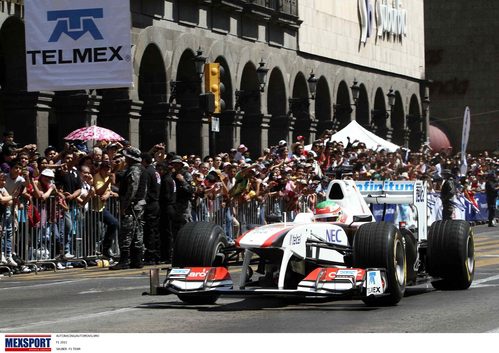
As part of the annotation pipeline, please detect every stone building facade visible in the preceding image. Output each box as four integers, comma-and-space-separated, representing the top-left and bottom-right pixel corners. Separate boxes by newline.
425, 1, 499, 153
0, 0, 428, 157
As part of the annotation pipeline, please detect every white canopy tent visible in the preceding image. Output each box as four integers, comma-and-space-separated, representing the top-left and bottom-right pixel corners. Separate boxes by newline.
307, 120, 401, 152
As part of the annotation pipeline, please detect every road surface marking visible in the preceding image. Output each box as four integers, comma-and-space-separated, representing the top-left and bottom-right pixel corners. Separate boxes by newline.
0, 307, 138, 332
471, 274, 499, 286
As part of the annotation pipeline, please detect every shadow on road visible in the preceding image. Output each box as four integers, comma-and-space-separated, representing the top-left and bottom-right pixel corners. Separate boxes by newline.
136, 296, 377, 312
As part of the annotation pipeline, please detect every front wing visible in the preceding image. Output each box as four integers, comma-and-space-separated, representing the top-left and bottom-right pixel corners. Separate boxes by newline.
151, 266, 389, 301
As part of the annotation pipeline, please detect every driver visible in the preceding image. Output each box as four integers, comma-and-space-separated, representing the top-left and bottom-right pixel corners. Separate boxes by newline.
314, 200, 343, 222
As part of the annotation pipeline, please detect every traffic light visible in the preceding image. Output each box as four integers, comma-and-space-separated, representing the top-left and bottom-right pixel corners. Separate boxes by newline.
204, 63, 225, 114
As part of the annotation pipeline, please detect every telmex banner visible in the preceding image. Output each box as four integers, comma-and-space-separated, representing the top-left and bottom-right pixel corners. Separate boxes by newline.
24, 0, 132, 92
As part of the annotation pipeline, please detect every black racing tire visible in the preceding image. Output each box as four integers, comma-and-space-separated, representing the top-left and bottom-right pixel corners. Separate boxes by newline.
172, 222, 228, 268
353, 222, 406, 306
427, 220, 474, 290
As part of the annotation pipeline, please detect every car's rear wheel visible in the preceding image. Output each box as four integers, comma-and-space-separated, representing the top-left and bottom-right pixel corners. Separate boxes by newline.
427, 220, 474, 290
353, 222, 406, 306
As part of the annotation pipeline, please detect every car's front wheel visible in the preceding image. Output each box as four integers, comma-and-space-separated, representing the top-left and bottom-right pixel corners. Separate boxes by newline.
353, 222, 406, 306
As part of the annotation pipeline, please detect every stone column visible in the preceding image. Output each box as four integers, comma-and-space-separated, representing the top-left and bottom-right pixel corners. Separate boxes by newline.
165, 103, 180, 153
129, 100, 143, 148
35, 91, 55, 152
260, 114, 271, 152
309, 118, 318, 143
201, 113, 210, 157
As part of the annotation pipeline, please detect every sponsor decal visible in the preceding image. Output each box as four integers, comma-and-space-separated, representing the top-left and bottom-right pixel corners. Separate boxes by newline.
169, 268, 191, 276
48, 8, 104, 42
25, 0, 132, 91
366, 270, 383, 296
289, 233, 301, 246
325, 228, 343, 244
5, 335, 51, 352
336, 269, 358, 277
356, 181, 415, 192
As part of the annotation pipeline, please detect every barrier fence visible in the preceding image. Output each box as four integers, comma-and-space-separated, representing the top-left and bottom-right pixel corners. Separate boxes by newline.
0, 191, 494, 274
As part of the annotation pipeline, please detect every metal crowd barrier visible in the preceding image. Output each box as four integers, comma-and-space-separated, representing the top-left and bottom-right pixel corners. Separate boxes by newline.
1, 196, 121, 274
4, 188, 493, 275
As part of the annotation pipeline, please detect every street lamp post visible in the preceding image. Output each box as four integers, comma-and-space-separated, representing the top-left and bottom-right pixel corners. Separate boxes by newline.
386, 87, 396, 141
422, 95, 431, 144
350, 79, 360, 106
235, 59, 269, 109
193, 47, 207, 81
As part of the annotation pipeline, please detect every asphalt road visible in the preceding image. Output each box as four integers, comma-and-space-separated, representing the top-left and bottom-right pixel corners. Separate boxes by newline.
1, 224, 499, 334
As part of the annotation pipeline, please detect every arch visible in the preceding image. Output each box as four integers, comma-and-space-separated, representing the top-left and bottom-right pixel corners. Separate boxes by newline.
0, 16, 26, 91
315, 75, 332, 137
137, 43, 168, 150
372, 87, 388, 138
334, 81, 352, 130
290, 71, 311, 142
355, 83, 370, 128
267, 67, 287, 146
407, 94, 422, 151
175, 48, 203, 155
390, 90, 405, 146
238, 61, 261, 155
138, 43, 167, 104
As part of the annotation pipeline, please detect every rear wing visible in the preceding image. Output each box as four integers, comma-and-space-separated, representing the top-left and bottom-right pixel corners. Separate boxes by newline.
355, 181, 428, 241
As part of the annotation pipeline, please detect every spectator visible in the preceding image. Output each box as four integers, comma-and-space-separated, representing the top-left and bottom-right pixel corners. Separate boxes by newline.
157, 160, 176, 264
141, 152, 161, 265
110, 147, 147, 270
54, 151, 82, 259
485, 173, 498, 227
93, 161, 119, 260
0, 171, 15, 265
170, 156, 195, 239
440, 169, 456, 220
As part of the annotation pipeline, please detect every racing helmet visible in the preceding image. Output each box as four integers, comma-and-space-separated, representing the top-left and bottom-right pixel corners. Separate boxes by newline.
314, 200, 342, 222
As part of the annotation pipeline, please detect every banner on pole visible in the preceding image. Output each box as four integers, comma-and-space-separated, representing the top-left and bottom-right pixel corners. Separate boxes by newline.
25, 0, 132, 92
460, 106, 471, 175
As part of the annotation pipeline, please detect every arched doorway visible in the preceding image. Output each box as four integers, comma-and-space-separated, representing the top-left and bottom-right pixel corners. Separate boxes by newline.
238, 62, 262, 157
407, 95, 423, 151
372, 88, 388, 139
267, 68, 287, 146
175, 49, 203, 155
315, 76, 332, 138
290, 72, 311, 142
334, 81, 352, 131
138, 44, 167, 151
390, 91, 405, 146
355, 84, 370, 128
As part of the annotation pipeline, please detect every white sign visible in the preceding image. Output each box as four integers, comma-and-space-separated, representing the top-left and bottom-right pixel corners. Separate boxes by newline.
359, 0, 407, 44
25, 0, 132, 92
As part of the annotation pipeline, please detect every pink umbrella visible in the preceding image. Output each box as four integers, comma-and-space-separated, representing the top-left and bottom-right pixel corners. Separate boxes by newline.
64, 125, 124, 142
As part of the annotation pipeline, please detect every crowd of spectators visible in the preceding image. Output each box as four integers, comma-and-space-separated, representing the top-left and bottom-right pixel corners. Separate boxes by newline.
0, 127, 497, 269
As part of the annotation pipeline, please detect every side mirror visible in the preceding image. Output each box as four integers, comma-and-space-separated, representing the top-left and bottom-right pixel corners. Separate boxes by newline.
353, 215, 373, 223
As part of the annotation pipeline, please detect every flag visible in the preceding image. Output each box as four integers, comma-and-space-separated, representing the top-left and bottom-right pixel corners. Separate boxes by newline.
460, 107, 470, 176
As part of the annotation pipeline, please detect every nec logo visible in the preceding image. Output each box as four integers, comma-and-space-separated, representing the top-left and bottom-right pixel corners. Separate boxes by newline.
47, 8, 104, 42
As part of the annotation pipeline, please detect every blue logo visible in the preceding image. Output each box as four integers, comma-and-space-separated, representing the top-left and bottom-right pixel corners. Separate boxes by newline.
47, 8, 104, 42
325, 229, 342, 243
368, 271, 376, 285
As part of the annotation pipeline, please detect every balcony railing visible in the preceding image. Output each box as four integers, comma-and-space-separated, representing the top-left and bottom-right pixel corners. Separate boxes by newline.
244, 0, 298, 17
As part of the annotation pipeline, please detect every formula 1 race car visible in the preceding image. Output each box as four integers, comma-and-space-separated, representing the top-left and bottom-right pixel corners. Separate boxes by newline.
148, 179, 475, 306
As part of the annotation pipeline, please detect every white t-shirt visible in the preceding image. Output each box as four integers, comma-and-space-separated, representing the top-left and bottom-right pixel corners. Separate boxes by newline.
5, 175, 25, 195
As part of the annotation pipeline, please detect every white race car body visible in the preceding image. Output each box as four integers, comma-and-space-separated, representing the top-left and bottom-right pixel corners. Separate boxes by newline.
151, 179, 474, 305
